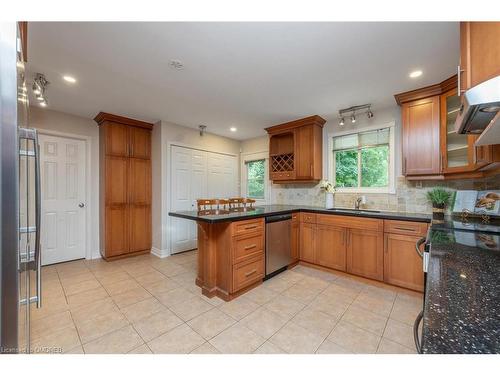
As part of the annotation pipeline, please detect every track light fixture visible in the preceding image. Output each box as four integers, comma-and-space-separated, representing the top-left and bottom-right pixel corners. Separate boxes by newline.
338, 104, 373, 126
32, 73, 50, 108
199, 125, 207, 136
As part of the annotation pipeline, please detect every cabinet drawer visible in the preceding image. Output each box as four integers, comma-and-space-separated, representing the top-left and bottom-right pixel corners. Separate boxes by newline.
232, 256, 264, 292
317, 214, 383, 232
232, 218, 264, 236
301, 213, 317, 223
233, 233, 264, 264
271, 171, 296, 181
384, 220, 428, 237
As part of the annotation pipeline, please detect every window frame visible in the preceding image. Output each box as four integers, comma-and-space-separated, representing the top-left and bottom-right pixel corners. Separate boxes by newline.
240, 151, 270, 204
328, 122, 396, 194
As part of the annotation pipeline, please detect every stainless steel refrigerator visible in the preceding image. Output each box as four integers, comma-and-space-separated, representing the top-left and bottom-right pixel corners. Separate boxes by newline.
1, 22, 42, 354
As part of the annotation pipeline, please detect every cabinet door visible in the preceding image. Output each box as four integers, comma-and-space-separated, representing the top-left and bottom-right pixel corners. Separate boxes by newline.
129, 127, 151, 159
128, 158, 151, 205
384, 233, 424, 292
463, 22, 500, 88
346, 229, 383, 281
105, 123, 129, 157
291, 220, 299, 262
105, 156, 128, 205
129, 205, 151, 253
299, 222, 316, 263
105, 206, 129, 257
316, 224, 346, 271
402, 96, 441, 176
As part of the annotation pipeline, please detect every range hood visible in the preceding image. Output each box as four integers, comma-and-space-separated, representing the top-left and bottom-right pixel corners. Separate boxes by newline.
455, 75, 500, 140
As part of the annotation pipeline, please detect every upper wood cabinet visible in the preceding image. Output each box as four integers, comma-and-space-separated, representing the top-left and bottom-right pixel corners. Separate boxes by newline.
95, 112, 153, 260
265, 115, 325, 183
460, 22, 500, 92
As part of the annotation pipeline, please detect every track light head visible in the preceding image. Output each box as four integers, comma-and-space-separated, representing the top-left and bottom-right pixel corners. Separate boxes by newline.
367, 109, 374, 119
339, 117, 345, 126
351, 114, 356, 123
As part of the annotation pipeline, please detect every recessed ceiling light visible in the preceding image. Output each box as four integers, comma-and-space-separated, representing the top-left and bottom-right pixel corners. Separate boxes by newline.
230, 127, 237, 132
169, 60, 184, 70
409, 70, 423, 78
63, 75, 77, 83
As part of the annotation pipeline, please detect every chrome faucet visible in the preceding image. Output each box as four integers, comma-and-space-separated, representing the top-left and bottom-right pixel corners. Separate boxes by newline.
354, 196, 364, 210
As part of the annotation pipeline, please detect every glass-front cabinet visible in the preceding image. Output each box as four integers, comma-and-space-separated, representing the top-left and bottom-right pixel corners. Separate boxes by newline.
440, 89, 482, 173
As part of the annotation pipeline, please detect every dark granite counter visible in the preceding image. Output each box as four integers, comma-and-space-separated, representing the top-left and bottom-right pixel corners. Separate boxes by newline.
422, 225, 500, 354
169, 204, 432, 223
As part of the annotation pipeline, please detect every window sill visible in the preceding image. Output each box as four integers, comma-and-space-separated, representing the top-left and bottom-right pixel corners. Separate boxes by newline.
335, 187, 396, 195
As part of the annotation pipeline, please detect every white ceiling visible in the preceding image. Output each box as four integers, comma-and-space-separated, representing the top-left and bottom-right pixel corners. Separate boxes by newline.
27, 22, 459, 140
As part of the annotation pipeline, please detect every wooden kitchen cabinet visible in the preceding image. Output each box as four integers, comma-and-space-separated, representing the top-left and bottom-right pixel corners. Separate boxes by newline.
384, 233, 424, 292
266, 115, 325, 183
460, 22, 500, 91
316, 224, 346, 271
346, 229, 384, 281
299, 221, 316, 263
96, 112, 153, 260
291, 213, 300, 262
401, 96, 441, 176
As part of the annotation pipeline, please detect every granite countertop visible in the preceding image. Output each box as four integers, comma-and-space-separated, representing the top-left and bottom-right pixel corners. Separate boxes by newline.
422, 225, 500, 354
169, 204, 432, 223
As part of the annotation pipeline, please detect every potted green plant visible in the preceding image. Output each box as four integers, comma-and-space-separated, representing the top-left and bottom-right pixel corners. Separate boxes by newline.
427, 188, 452, 223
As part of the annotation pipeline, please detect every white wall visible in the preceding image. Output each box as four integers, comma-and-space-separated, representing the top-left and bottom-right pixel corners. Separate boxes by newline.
29, 106, 101, 259
152, 120, 241, 257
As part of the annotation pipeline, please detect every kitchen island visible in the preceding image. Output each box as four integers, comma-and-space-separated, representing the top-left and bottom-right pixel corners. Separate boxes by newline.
169, 205, 431, 301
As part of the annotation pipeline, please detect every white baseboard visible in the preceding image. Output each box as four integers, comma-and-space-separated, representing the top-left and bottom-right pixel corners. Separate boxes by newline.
151, 247, 170, 258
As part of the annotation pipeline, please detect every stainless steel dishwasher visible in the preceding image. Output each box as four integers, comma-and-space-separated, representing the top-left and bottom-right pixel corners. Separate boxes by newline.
265, 214, 292, 279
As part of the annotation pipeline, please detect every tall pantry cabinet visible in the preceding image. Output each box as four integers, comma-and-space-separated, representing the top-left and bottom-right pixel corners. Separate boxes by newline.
95, 112, 153, 260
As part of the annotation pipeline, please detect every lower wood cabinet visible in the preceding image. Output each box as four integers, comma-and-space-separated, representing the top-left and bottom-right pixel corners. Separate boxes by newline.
346, 229, 384, 281
299, 222, 316, 263
384, 233, 424, 292
316, 224, 346, 271
291, 214, 300, 262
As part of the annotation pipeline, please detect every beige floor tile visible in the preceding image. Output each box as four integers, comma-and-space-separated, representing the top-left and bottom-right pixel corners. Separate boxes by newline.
127, 344, 152, 354
277, 270, 305, 284
316, 340, 353, 354
169, 271, 197, 286
377, 338, 416, 354
362, 284, 397, 302
200, 294, 225, 307
269, 321, 325, 354
240, 307, 289, 339
59, 272, 96, 287
153, 262, 189, 277
210, 323, 265, 354
103, 278, 141, 296
148, 324, 205, 354
262, 276, 295, 293
84, 325, 143, 354
239, 285, 278, 306
134, 270, 168, 286
390, 295, 422, 325
187, 308, 236, 340
218, 297, 260, 320
322, 282, 361, 301
170, 251, 197, 265
308, 293, 351, 320
111, 286, 152, 309
70, 297, 119, 324
382, 319, 415, 349
341, 305, 388, 336
31, 326, 81, 354
66, 286, 109, 308
122, 264, 159, 278
169, 296, 214, 321
296, 275, 331, 291
254, 341, 286, 354
76, 311, 129, 344
327, 321, 381, 354
63, 279, 101, 297
282, 284, 322, 304
41, 264, 58, 275
95, 271, 133, 287
190, 342, 220, 354
31, 310, 75, 339
155, 287, 197, 308
351, 293, 395, 317
133, 309, 183, 342
143, 278, 180, 296
120, 297, 165, 323
65, 345, 85, 354
292, 307, 338, 337
264, 295, 305, 320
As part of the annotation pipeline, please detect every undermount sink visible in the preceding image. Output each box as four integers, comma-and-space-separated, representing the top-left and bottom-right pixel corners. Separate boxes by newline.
327, 208, 381, 214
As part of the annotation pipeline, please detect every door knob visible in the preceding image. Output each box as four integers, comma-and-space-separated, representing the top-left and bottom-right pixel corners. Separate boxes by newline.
78, 203, 85, 208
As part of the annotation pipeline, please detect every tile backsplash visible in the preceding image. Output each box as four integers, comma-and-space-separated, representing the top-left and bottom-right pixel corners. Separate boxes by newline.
271, 174, 500, 214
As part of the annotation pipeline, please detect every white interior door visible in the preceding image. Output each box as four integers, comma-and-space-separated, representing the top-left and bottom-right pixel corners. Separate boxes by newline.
170, 146, 236, 254
39, 134, 86, 265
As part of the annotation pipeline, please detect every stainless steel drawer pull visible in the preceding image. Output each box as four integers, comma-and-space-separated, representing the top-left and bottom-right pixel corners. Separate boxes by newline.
245, 269, 257, 277
394, 227, 415, 232
244, 244, 257, 250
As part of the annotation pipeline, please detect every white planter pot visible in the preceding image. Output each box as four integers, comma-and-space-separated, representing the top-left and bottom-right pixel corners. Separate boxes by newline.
325, 193, 334, 209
